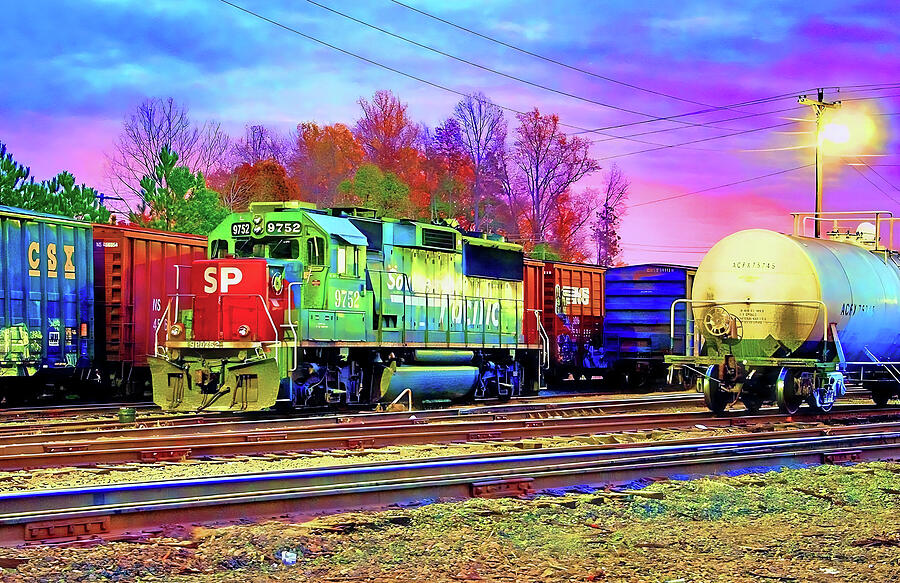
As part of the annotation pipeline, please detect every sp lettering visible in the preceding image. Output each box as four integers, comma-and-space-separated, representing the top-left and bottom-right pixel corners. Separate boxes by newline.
203, 267, 244, 293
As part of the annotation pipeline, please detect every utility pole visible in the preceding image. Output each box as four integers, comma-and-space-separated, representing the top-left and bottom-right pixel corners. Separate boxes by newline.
799, 89, 841, 238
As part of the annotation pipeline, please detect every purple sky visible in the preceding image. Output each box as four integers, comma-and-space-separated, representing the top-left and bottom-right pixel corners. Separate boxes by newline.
1, 0, 898, 264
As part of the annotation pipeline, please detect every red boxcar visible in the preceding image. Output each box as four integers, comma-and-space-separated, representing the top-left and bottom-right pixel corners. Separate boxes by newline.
92, 224, 207, 393
523, 260, 605, 382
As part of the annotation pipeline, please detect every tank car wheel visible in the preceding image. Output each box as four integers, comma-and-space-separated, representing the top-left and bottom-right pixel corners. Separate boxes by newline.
702, 365, 730, 415
740, 392, 764, 414
872, 388, 894, 407
776, 367, 803, 415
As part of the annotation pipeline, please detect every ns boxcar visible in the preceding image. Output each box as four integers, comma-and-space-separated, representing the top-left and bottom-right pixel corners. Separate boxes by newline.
529, 261, 606, 383
92, 224, 207, 395
0, 206, 94, 403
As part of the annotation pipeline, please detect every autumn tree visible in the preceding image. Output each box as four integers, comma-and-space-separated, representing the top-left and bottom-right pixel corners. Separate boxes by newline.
424, 118, 475, 225
132, 146, 227, 235
337, 164, 412, 218
354, 90, 421, 173
354, 90, 429, 216
232, 124, 288, 166
108, 97, 230, 199
593, 164, 629, 265
0, 143, 110, 222
453, 92, 507, 231
290, 122, 364, 206
507, 108, 600, 248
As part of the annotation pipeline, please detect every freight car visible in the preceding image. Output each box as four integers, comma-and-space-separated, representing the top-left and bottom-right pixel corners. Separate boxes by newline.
0, 206, 94, 404
603, 264, 696, 387
523, 259, 605, 383
150, 201, 541, 412
666, 211, 900, 414
92, 225, 207, 395
0, 205, 208, 405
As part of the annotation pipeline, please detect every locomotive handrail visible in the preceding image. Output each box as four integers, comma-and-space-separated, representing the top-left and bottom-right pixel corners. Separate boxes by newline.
286, 281, 302, 371
669, 299, 828, 356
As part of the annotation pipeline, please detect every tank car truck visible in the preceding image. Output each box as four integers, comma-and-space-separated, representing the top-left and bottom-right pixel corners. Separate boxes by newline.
666, 211, 900, 415
149, 201, 540, 412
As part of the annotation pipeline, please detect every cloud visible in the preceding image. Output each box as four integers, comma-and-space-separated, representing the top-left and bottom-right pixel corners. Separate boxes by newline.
490, 20, 551, 41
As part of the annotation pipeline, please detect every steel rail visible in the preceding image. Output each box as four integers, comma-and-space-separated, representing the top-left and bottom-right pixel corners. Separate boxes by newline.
0, 404, 896, 471
0, 392, 704, 438
1, 428, 899, 546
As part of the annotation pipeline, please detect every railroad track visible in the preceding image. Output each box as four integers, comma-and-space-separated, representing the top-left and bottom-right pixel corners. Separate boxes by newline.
0, 391, 704, 437
0, 402, 156, 422
2, 425, 898, 546
1, 400, 896, 471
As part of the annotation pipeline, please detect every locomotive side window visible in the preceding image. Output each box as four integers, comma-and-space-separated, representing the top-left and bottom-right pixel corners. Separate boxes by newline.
307, 237, 325, 266
269, 239, 300, 259
336, 245, 358, 276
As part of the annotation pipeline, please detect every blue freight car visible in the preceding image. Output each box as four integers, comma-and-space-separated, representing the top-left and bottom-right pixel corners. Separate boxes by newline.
0, 206, 94, 403
602, 264, 696, 387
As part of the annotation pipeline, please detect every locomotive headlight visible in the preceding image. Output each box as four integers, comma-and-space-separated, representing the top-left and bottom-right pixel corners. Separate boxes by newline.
253, 215, 263, 225
170, 323, 184, 337
253, 226, 263, 235
237, 324, 251, 338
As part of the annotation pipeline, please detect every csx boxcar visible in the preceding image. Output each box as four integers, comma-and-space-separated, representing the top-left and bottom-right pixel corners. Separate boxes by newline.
150, 202, 540, 412
92, 225, 207, 394
0, 206, 94, 403
604, 264, 696, 386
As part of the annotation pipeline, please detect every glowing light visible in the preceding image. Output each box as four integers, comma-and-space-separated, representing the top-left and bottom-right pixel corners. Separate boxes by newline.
821, 123, 850, 144
818, 105, 883, 154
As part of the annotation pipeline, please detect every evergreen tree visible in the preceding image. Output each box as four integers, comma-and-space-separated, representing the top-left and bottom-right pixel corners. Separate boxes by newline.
132, 146, 228, 235
0, 142, 110, 222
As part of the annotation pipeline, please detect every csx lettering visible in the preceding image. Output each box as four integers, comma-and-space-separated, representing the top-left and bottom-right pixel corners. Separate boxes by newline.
27, 242, 76, 279
203, 267, 244, 293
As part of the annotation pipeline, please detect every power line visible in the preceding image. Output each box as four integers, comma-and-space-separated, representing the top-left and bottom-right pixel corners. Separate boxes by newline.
580, 84, 900, 134
630, 164, 813, 208
220, 0, 795, 154
217, 0, 699, 147
597, 120, 795, 159
389, 0, 734, 109
304, 0, 742, 134
846, 162, 900, 206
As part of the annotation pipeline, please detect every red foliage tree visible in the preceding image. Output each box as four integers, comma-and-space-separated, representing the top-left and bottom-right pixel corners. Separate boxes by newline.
291, 122, 365, 207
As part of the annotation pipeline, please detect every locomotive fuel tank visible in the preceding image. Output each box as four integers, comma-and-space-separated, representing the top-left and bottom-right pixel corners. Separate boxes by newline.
693, 228, 900, 361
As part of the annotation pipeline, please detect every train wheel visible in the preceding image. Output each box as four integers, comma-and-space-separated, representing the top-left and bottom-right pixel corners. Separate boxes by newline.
740, 392, 763, 414
873, 388, 894, 407
776, 367, 803, 415
702, 365, 729, 415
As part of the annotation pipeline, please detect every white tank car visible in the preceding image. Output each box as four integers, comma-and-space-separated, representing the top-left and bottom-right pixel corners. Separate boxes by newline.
666, 213, 900, 415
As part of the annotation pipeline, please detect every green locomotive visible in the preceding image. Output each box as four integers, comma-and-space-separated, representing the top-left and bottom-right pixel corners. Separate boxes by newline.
149, 201, 540, 412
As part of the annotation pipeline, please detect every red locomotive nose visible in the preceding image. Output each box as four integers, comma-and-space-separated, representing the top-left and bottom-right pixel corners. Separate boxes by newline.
191, 259, 280, 342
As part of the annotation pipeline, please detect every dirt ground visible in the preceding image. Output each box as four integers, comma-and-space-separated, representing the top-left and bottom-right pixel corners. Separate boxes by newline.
3, 461, 900, 582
